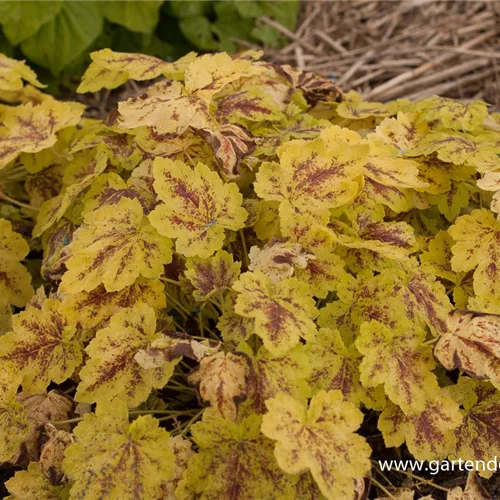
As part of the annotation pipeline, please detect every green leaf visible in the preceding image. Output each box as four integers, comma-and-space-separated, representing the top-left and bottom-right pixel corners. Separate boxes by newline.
20, 2, 103, 75
212, 3, 254, 52
0, 1, 62, 46
169, 1, 211, 19
103, 1, 162, 35
178, 16, 218, 51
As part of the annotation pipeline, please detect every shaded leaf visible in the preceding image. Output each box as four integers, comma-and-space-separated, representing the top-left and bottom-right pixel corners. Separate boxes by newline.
356, 319, 440, 413
185, 250, 240, 301
0, 99, 82, 169
5, 462, 69, 500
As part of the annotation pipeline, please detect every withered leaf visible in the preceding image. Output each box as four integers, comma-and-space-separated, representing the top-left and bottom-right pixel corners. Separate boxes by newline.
189, 351, 251, 421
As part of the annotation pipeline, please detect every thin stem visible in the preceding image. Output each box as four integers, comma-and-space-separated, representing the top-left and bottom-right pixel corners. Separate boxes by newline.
371, 460, 394, 487
371, 478, 397, 500
165, 292, 190, 320
0, 192, 38, 211
179, 408, 204, 437
51, 416, 84, 426
51, 408, 199, 426
240, 230, 249, 269
161, 277, 182, 287
198, 304, 205, 337
396, 469, 449, 492
184, 151, 197, 169
422, 337, 438, 346
172, 318, 187, 333
167, 379, 195, 391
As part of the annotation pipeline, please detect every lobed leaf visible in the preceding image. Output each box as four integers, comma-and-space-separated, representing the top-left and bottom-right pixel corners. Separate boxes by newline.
261, 390, 371, 500
63, 399, 175, 499
233, 270, 318, 355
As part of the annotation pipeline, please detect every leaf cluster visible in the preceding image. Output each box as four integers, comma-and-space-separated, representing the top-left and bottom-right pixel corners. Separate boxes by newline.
0, 49, 500, 499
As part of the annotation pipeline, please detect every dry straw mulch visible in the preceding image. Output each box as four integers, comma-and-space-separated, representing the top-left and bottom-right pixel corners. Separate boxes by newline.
262, 0, 500, 109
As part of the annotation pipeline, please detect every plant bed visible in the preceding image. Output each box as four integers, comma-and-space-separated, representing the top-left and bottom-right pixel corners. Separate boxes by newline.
0, 50, 499, 499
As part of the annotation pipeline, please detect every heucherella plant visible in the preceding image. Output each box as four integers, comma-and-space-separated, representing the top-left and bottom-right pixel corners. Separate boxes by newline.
0, 49, 499, 499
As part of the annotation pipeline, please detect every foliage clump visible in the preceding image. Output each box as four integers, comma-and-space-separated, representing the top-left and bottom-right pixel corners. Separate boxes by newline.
0, 48, 500, 499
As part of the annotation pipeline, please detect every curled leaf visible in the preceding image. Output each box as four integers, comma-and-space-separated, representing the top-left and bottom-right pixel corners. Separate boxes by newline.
248, 238, 315, 283
189, 351, 251, 421
435, 310, 500, 389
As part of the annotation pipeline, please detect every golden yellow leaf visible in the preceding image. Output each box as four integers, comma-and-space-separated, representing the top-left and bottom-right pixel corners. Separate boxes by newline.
62, 398, 175, 499
62, 278, 166, 329
254, 126, 368, 217
5, 462, 70, 500
239, 341, 311, 414
60, 197, 172, 293
376, 112, 428, 153
0, 370, 29, 462
449, 209, 500, 307
305, 328, 366, 406
76, 303, 179, 407
379, 393, 462, 461
0, 300, 81, 393
118, 80, 213, 135
356, 319, 439, 413
0, 54, 44, 91
417, 96, 489, 132
149, 158, 247, 258
118, 53, 250, 135
261, 390, 371, 500
78, 49, 196, 93
176, 410, 295, 499
0, 218, 33, 309
233, 270, 318, 355
328, 206, 416, 261
336, 100, 393, 120
160, 435, 194, 499
33, 150, 108, 237
447, 378, 500, 478
294, 248, 348, 299
216, 292, 255, 345
0, 100, 83, 169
